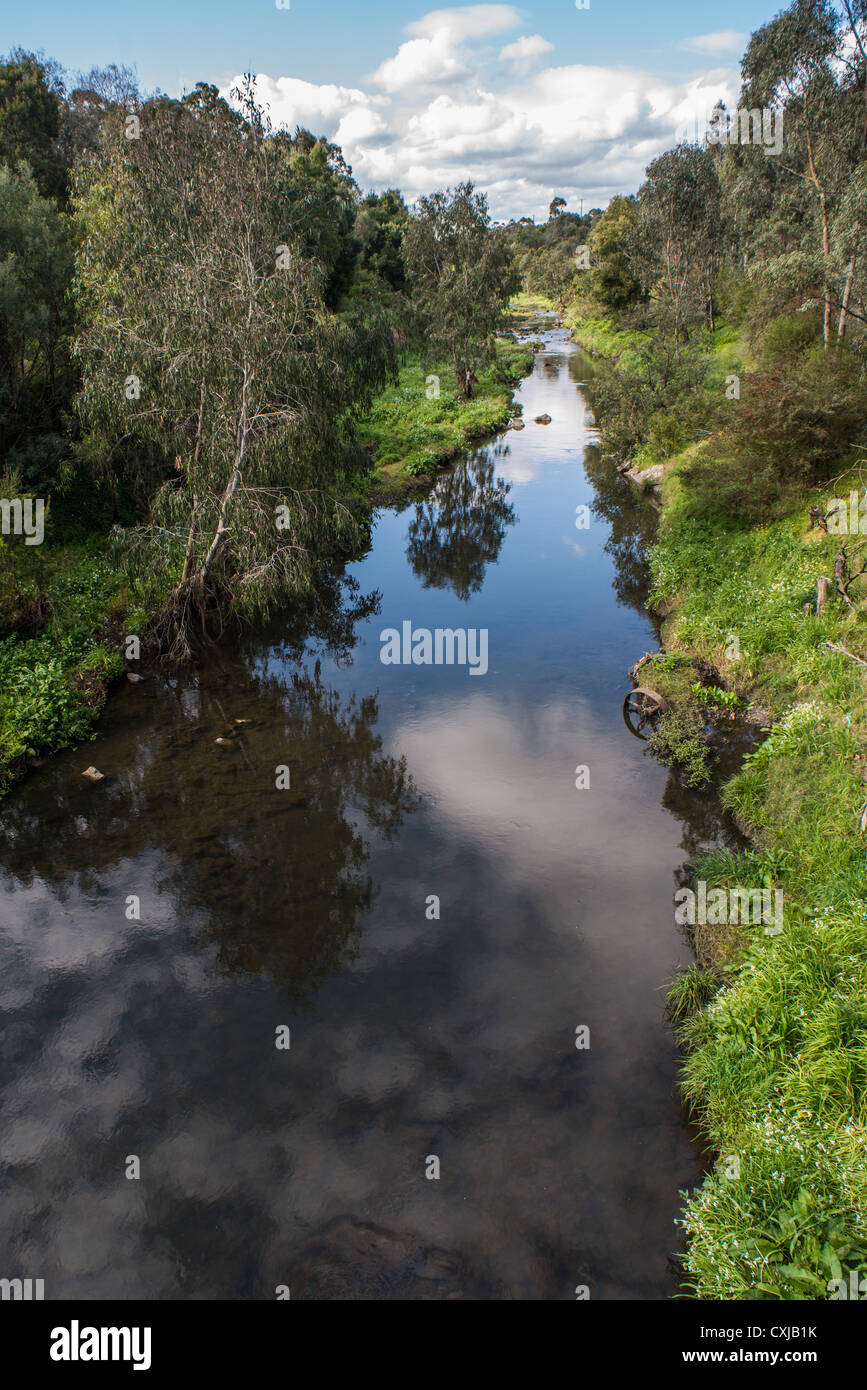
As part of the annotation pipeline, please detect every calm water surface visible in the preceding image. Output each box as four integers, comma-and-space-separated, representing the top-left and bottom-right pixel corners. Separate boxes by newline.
0, 326, 739, 1299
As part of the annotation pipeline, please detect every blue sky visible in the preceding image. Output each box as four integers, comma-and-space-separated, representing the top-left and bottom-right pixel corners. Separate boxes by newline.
9, 1, 782, 217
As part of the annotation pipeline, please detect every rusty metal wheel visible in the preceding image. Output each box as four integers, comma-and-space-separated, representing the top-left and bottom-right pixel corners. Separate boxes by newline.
623, 685, 669, 739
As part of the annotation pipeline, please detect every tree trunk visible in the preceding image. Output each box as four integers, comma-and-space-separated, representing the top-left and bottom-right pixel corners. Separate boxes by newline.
181, 379, 207, 582
196, 369, 251, 584
805, 127, 832, 349
838, 232, 859, 343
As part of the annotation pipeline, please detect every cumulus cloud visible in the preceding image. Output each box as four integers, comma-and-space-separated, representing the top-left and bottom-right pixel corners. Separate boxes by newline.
678, 30, 746, 55
227, 44, 740, 222
500, 34, 554, 63
406, 4, 522, 41
372, 5, 523, 92
238, 74, 389, 143
372, 32, 471, 92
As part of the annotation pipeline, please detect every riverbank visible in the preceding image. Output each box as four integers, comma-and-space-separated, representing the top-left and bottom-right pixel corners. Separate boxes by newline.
0, 339, 533, 798
572, 310, 867, 1298
363, 338, 533, 503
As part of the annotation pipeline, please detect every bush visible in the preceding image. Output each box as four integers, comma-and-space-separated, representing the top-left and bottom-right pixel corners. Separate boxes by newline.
762, 311, 823, 361
680, 353, 867, 525
648, 706, 712, 786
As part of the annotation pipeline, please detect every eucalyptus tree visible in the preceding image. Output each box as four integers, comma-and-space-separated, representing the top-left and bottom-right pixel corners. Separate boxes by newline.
404, 182, 517, 398
741, 0, 844, 345
632, 145, 723, 352
0, 160, 74, 480
832, 0, 867, 338
579, 195, 642, 313
73, 84, 394, 658
355, 189, 409, 294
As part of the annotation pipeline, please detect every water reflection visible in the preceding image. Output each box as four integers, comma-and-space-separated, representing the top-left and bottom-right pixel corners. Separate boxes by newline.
0, 325, 737, 1300
1, 593, 417, 1003
582, 442, 657, 618
405, 453, 516, 601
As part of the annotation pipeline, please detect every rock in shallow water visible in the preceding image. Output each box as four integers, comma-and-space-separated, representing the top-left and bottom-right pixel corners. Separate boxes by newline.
287, 1217, 506, 1300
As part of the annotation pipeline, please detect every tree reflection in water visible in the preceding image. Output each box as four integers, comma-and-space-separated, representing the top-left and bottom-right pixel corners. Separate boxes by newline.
0, 573, 419, 1003
406, 450, 516, 601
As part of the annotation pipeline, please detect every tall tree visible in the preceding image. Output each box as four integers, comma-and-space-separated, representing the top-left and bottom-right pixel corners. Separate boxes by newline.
354, 189, 409, 294
633, 145, 723, 353
73, 84, 395, 657
741, 0, 842, 345
0, 160, 74, 483
0, 49, 66, 201
404, 182, 517, 397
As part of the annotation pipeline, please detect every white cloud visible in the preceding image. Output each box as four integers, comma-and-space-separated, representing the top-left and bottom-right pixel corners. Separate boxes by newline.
406, 5, 522, 41
372, 33, 470, 92
678, 30, 746, 55
227, 46, 740, 222
500, 34, 554, 63
372, 5, 523, 92
235, 74, 388, 143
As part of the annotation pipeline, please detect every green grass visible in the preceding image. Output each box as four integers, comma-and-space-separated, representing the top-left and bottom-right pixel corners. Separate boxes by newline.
509, 291, 555, 313
0, 540, 139, 792
358, 340, 533, 479
576, 307, 867, 1299
663, 476, 867, 1299
561, 311, 653, 372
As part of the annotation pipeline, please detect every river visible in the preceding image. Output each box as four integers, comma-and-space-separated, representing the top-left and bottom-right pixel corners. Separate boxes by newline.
0, 322, 740, 1299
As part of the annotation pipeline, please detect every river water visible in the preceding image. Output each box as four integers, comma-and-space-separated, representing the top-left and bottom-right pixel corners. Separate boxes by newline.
0, 324, 737, 1300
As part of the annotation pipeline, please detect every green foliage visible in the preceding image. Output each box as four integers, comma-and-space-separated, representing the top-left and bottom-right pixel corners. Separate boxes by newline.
666, 964, 724, 1023
578, 325, 717, 462
0, 159, 75, 488
519, 241, 580, 310
691, 682, 743, 708
355, 188, 409, 294
73, 85, 396, 654
0, 49, 66, 200
632, 144, 725, 345
762, 311, 824, 360
569, 195, 643, 313
679, 352, 867, 524
358, 342, 531, 478
648, 705, 712, 786
404, 182, 519, 397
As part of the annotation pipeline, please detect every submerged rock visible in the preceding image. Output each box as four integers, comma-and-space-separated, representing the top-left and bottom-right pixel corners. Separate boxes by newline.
534, 414, 552, 425
286, 1217, 505, 1300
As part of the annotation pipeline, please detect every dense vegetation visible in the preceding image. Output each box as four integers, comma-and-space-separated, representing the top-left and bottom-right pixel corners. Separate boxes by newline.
0, 53, 521, 785
507, 0, 867, 1302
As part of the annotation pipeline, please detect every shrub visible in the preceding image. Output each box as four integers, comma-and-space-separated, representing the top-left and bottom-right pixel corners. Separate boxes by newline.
762, 311, 823, 361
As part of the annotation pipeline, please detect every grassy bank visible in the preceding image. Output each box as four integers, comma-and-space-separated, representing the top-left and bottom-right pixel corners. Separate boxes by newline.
361, 339, 533, 496
0, 482, 168, 796
577, 313, 867, 1299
